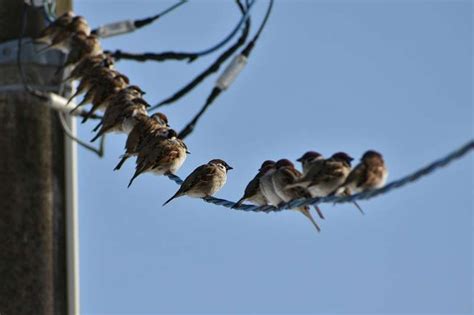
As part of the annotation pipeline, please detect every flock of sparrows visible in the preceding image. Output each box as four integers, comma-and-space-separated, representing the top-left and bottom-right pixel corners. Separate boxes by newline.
233, 151, 388, 232
36, 12, 388, 232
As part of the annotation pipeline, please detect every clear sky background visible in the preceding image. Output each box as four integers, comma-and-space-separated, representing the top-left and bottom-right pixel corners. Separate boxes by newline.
74, 0, 472, 314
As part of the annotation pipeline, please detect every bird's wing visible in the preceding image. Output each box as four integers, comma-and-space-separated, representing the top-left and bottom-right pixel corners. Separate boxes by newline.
344, 163, 366, 187
242, 174, 261, 199
178, 164, 214, 194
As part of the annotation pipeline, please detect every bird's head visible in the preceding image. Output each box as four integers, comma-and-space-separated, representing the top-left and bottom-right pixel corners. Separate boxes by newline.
275, 159, 294, 169
296, 151, 323, 164
209, 159, 233, 171
331, 152, 354, 165
151, 112, 169, 127
361, 150, 384, 163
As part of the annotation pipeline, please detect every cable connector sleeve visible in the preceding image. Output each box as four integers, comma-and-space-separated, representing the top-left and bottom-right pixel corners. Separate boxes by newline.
92, 20, 136, 38
216, 54, 247, 90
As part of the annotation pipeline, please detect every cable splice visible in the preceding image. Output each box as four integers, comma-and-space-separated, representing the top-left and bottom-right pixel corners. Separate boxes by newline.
92, 1, 187, 38
108, 0, 254, 63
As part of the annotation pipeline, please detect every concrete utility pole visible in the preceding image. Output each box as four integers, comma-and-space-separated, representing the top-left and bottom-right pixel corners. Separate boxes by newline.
0, 0, 75, 314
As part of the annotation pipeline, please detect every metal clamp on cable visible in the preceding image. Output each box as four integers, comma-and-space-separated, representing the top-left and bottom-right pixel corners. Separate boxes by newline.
93, 20, 136, 38
216, 54, 247, 90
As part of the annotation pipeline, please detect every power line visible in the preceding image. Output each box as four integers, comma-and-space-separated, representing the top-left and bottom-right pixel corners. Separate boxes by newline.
166, 140, 474, 212
149, 0, 252, 110
91, 0, 188, 38
177, 0, 274, 139
108, 0, 255, 62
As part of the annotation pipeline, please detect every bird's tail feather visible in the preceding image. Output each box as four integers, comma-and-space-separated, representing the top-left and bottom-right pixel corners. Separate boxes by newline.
90, 131, 103, 143
127, 170, 141, 188
92, 121, 103, 132
162, 192, 181, 206
231, 197, 245, 209
299, 207, 321, 233
353, 201, 365, 215
313, 205, 325, 220
114, 155, 129, 171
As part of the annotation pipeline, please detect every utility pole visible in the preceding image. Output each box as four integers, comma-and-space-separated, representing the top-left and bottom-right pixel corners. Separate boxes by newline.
0, 0, 76, 314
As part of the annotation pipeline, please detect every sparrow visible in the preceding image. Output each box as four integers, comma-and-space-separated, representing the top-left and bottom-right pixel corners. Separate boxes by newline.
37, 16, 91, 53
35, 11, 75, 45
91, 85, 146, 132
232, 160, 275, 208
297, 151, 324, 175
90, 98, 148, 142
67, 67, 123, 106
114, 113, 170, 171
128, 129, 189, 188
163, 159, 233, 206
333, 150, 388, 214
272, 159, 323, 232
287, 152, 354, 198
272, 159, 324, 220
70, 71, 129, 117
62, 33, 102, 69
79, 74, 131, 123
96, 84, 146, 111
62, 52, 114, 82
259, 161, 284, 207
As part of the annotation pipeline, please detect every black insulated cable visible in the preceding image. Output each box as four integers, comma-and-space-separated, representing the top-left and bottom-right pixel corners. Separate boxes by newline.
149, 0, 251, 111
177, 0, 274, 140
91, 0, 187, 38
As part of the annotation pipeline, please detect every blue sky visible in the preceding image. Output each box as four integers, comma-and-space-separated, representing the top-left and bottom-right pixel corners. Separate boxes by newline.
75, 0, 472, 314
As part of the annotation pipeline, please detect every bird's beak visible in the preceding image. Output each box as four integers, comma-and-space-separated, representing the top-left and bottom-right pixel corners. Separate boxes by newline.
227, 166, 233, 170
296, 157, 303, 162
186, 150, 191, 154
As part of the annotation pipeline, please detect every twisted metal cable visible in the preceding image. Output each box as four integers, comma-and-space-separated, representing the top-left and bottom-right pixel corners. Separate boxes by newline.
166, 140, 474, 212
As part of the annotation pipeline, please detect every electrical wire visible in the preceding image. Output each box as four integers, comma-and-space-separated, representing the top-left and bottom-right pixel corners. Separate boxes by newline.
109, 0, 255, 63
91, 0, 188, 38
165, 140, 474, 212
133, 0, 188, 29
177, 0, 274, 139
149, 0, 251, 111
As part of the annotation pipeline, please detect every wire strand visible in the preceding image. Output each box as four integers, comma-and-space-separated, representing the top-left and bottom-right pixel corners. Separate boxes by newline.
176, 0, 274, 139
109, 0, 255, 63
149, 0, 251, 110
166, 140, 474, 212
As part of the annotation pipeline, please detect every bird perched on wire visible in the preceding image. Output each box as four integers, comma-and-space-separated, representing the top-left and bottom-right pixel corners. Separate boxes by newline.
259, 160, 284, 207
297, 151, 324, 176
333, 150, 388, 214
287, 152, 353, 198
67, 67, 124, 107
114, 113, 170, 171
62, 52, 114, 82
90, 97, 148, 142
272, 159, 323, 232
232, 160, 275, 208
79, 74, 131, 123
163, 159, 233, 206
128, 129, 189, 188
35, 11, 75, 45
61, 32, 102, 69
37, 16, 91, 53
